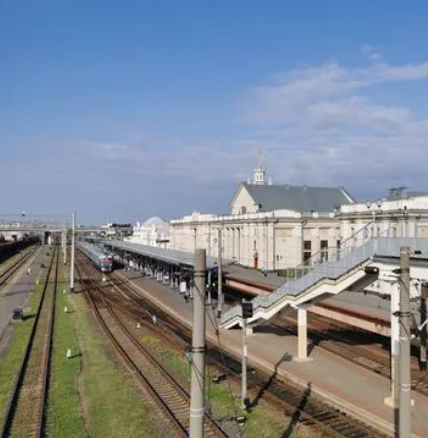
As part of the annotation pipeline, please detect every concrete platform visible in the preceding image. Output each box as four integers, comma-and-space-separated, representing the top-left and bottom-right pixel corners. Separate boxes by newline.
0, 246, 45, 358
117, 268, 428, 438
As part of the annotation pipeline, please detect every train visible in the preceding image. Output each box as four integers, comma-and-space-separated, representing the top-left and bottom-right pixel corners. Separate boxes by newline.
77, 241, 113, 272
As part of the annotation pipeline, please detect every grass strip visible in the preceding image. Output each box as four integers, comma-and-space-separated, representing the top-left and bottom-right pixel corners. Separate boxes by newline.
68, 291, 173, 438
45, 263, 87, 438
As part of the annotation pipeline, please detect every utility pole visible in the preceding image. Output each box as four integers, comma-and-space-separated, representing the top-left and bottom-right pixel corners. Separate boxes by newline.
399, 246, 411, 438
420, 283, 427, 371
70, 211, 75, 293
241, 300, 252, 410
241, 312, 247, 410
217, 227, 223, 318
189, 249, 207, 438
64, 226, 67, 265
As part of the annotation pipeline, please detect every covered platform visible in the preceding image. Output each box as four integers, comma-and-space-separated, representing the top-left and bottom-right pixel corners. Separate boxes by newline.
102, 239, 232, 297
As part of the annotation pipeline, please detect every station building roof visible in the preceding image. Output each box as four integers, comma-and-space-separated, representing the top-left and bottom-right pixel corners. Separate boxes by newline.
241, 182, 355, 213
103, 239, 227, 270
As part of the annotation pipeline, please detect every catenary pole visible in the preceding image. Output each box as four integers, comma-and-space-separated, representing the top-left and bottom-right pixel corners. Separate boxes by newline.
189, 248, 207, 438
399, 246, 411, 438
217, 227, 223, 318
241, 305, 248, 409
420, 283, 427, 371
70, 211, 75, 293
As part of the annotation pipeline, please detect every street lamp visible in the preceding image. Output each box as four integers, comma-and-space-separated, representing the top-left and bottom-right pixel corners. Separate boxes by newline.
366, 200, 383, 253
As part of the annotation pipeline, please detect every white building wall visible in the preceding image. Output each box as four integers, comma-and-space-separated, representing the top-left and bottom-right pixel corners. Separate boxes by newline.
170, 211, 340, 270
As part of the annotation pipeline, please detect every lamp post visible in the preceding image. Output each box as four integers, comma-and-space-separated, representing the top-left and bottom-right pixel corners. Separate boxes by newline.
366, 200, 382, 254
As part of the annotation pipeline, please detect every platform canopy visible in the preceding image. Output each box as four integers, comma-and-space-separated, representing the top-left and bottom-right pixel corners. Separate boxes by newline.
102, 239, 231, 271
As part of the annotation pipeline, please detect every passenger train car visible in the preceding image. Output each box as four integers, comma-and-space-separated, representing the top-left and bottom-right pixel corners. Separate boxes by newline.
77, 241, 113, 272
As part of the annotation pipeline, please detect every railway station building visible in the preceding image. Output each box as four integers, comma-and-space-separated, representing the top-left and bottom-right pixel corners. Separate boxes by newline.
169, 165, 428, 271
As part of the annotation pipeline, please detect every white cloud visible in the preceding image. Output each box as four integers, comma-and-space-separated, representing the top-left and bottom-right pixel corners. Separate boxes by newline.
239, 51, 428, 197
5, 50, 428, 222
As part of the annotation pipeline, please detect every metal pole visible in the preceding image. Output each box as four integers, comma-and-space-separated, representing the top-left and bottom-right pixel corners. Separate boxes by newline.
373, 210, 376, 254
64, 226, 67, 265
399, 246, 411, 438
420, 283, 427, 371
70, 211, 75, 293
217, 227, 223, 318
265, 218, 269, 271
272, 224, 276, 272
241, 306, 248, 410
207, 270, 212, 306
189, 249, 206, 438
61, 222, 65, 252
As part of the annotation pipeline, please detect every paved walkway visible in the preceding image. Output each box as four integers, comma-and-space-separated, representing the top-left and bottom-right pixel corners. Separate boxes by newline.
0, 246, 45, 358
118, 269, 428, 438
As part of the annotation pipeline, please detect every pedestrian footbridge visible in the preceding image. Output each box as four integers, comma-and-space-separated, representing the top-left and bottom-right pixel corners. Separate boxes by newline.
221, 237, 428, 329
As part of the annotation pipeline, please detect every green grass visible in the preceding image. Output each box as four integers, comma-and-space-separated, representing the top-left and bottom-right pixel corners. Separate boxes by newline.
0, 251, 48, 422
45, 265, 87, 438
157, 337, 317, 438
67, 292, 173, 438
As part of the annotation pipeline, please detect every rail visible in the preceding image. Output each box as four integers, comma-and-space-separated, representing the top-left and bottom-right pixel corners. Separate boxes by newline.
0, 246, 58, 438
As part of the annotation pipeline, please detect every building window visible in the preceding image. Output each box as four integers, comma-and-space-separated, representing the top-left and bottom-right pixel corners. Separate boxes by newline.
253, 240, 257, 251
320, 240, 328, 262
303, 240, 311, 265
240, 206, 247, 214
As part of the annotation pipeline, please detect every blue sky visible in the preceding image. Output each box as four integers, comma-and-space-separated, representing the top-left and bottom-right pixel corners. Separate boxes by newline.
2, 1, 428, 224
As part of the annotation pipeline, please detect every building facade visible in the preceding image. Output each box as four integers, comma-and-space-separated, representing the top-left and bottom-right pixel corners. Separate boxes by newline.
170, 165, 354, 270
170, 166, 428, 271
125, 216, 171, 248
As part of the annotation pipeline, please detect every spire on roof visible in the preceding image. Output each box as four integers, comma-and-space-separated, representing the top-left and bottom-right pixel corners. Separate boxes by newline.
252, 149, 268, 185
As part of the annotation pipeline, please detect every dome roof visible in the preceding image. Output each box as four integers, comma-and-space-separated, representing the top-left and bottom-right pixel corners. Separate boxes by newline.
142, 216, 168, 227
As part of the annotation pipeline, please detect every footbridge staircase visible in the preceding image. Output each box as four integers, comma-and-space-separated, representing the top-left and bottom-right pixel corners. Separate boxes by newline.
221, 226, 428, 329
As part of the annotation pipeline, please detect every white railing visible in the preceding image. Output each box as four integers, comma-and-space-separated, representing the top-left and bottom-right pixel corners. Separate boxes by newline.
221, 227, 428, 324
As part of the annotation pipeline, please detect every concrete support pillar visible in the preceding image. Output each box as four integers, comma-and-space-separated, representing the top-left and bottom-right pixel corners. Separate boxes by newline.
180, 280, 187, 294
231, 228, 235, 260
237, 228, 241, 263
385, 283, 400, 407
156, 270, 162, 282
420, 284, 427, 371
162, 272, 169, 285
296, 308, 311, 362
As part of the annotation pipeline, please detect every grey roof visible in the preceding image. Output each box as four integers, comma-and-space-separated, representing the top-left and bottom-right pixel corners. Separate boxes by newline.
242, 183, 354, 213
103, 240, 228, 270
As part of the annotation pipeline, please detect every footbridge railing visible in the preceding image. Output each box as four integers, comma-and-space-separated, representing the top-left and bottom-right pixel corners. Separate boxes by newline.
221, 230, 428, 326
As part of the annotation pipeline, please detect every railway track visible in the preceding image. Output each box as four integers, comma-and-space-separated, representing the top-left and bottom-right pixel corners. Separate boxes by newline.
105, 271, 391, 438
270, 312, 428, 397
0, 246, 58, 438
76, 254, 229, 438
0, 246, 39, 289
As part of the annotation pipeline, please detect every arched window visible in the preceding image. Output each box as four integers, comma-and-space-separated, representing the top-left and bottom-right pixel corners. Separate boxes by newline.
240, 206, 247, 214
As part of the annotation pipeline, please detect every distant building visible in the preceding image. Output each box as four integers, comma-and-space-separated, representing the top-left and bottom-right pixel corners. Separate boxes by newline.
125, 216, 171, 248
